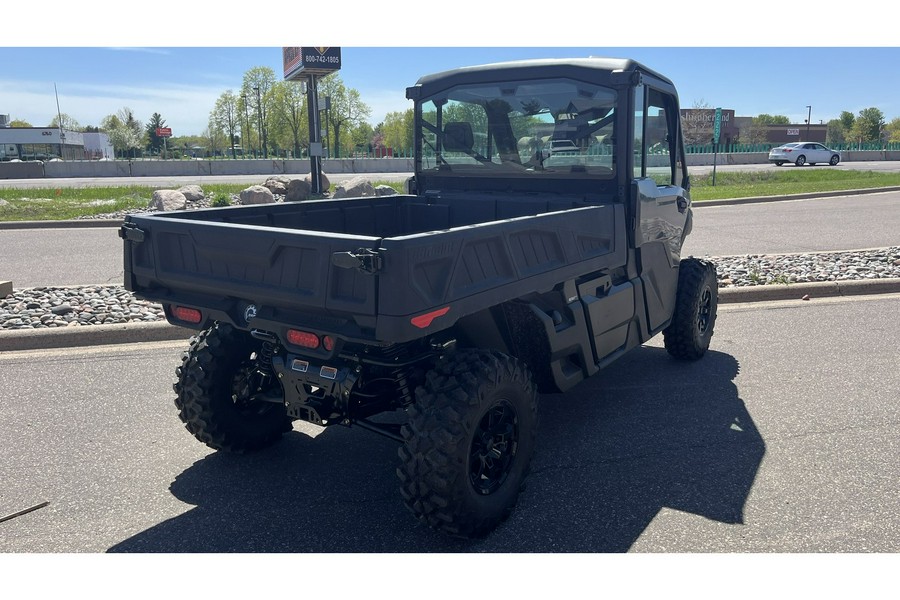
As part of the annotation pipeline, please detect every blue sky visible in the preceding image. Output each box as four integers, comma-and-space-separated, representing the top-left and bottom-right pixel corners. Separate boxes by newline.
3, 5, 898, 136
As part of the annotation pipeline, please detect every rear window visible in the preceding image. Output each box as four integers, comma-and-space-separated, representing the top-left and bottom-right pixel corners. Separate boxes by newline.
418, 78, 617, 178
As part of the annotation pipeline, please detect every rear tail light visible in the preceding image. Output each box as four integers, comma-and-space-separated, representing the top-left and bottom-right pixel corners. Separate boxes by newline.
322, 336, 336, 351
286, 329, 320, 349
784, 148, 793, 152
172, 306, 202, 324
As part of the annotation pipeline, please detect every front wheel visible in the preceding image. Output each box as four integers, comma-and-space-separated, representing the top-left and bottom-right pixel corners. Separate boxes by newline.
174, 323, 291, 453
397, 349, 538, 538
664, 258, 718, 360
830, 155, 840, 166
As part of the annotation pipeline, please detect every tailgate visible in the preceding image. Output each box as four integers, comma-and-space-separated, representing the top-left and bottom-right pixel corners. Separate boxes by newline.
122, 214, 381, 316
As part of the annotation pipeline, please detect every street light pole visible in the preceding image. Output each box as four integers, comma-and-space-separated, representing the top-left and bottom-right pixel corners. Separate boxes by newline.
805, 105, 812, 141
254, 85, 266, 158
241, 94, 251, 157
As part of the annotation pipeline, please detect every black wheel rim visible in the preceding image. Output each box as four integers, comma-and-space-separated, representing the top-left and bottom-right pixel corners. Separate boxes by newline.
697, 286, 712, 334
231, 362, 276, 417
469, 401, 519, 495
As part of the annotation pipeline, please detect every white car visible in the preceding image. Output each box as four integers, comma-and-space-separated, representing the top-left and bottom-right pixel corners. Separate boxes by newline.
547, 139, 579, 154
769, 142, 840, 166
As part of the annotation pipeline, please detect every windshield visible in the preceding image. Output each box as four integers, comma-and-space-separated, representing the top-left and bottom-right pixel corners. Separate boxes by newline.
418, 78, 617, 178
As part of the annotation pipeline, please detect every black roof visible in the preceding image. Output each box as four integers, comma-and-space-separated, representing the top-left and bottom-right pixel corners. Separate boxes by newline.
410, 57, 675, 97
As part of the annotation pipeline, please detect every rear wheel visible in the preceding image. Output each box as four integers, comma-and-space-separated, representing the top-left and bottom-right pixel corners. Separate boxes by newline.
795, 155, 806, 166
397, 349, 538, 538
174, 323, 291, 453
775, 161, 784, 166
664, 258, 718, 360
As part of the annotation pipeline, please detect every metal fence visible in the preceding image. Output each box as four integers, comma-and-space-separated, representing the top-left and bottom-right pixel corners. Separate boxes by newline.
686, 141, 900, 154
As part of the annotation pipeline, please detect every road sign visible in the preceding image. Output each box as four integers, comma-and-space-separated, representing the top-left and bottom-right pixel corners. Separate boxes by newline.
156, 127, 172, 138
283, 47, 342, 80
713, 108, 722, 144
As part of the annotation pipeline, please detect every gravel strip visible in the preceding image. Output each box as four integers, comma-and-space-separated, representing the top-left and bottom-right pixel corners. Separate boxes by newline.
2, 247, 899, 332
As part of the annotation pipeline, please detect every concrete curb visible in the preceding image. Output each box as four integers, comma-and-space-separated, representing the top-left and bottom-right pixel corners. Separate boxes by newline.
0, 219, 124, 229
694, 185, 900, 207
0, 321, 193, 352
718, 277, 900, 303
3, 278, 899, 352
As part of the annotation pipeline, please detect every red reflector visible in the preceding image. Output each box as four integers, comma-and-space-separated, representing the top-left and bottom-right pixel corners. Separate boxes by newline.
322, 336, 336, 351
172, 306, 202, 324
411, 306, 450, 329
286, 329, 320, 349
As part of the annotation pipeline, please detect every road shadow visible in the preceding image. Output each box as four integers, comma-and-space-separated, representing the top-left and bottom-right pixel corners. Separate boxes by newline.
108, 347, 763, 553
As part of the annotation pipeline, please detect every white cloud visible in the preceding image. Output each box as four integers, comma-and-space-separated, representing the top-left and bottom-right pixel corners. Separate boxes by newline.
1, 78, 233, 135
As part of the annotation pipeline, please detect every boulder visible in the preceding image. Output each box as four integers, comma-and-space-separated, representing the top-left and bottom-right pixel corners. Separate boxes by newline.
332, 175, 375, 199
285, 178, 312, 202
239, 185, 275, 205
304, 173, 330, 192
149, 189, 187, 211
375, 185, 398, 197
177, 184, 205, 202
263, 175, 292, 195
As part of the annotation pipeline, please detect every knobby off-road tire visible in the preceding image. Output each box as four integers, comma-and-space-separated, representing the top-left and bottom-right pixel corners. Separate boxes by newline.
663, 258, 718, 360
174, 323, 292, 453
397, 349, 539, 538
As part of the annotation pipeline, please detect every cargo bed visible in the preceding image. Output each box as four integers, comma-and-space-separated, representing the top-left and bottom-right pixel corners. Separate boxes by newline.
122, 192, 626, 343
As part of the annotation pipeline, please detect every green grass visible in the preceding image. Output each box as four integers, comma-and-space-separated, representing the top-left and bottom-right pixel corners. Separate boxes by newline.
0, 172, 896, 220
690, 169, 900, 202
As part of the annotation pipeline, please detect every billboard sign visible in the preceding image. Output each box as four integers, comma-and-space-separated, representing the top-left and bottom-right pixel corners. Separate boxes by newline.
283, 47, 342, 80
156, 127, 172, 138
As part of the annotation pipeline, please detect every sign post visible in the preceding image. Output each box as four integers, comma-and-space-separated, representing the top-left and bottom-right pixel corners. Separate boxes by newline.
712, 108, 722, 186
283, 47, 342, 195
156, 127, 172, 160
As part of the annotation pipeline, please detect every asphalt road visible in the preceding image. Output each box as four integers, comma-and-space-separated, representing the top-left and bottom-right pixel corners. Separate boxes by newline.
0, 294, 897, 553
683, 190, 900, 256
3, 190, 899, 288
2, 160, 900, 190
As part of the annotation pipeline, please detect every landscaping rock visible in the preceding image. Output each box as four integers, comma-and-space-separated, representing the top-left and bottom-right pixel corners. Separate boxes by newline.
263, 176, 292, 195
332, 175, 375, 199
177, 184, 205, 202
285, 179, 312, 202
239, 185, 275, 205
149, 189, 187, 211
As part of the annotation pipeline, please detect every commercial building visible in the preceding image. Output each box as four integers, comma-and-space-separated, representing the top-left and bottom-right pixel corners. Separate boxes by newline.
0, 114, 113, 160
681, 109, 827, 145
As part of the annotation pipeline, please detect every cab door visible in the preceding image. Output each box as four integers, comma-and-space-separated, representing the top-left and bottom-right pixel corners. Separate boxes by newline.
630, 84, 691, 333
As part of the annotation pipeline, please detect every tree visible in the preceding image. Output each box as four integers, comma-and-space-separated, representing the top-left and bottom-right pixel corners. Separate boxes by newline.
826, 119, 846, 145
380, 109, 414, 152
886, 117, 900, 143
211, 91, 241, 158
205, 120, 225, 158
681, 99, 712, 146
146, 113, 167, 154
100, 107, 143, 156
269, 81, 308, 158
318, 74, 372, 158
744, 113, 791, 143
849, 107, 884, 144
9, 118, 32, 127
48, 113, 81, 131
241, 66, 277, 158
